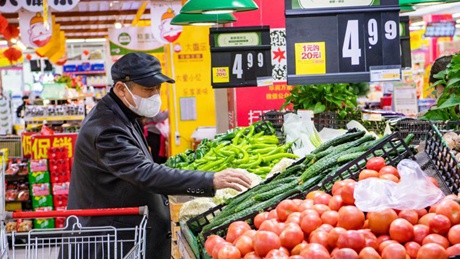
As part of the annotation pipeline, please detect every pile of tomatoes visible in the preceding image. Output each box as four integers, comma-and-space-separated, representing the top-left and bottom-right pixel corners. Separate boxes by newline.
204, 157, 460, 259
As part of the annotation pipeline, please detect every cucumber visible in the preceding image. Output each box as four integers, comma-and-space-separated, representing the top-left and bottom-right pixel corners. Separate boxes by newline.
311, 130, 365, 154
273, 164, 305, 180
337, 151, 366, 163
253, 181, 297, 201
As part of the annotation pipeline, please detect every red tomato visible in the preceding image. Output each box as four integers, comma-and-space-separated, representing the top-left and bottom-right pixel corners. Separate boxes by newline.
291, 242, 308, 255
389, 218, 414, 243
298, 199, 314, 212
217, 245, 241, 259
234, 236, 254, 256
253, 231, 281, 257
366, 157, 386, 171
306, 190, 326, 200
276, 200, 299, 222
280, 225, 304, 250
381, 243, 406, 259
328, 227, 347, 248
318, 223, 334, 233
357, 229, 378, 250
243, 251, 262, 259
422, 234, 450, 249
337, 206, 365, 230
264, 249, 289, 259
358, 247, 381, 259
379, 174, 400, 183
258, 219, 278, 234
288, 256, 305, 259
418, 213, 436, 227
376, 235, 390, 246
429, 177, 439, 187
332, 248, 359, 259
359, 169, 380, 181
242, 230, 257, 241
340, 182, 356, 205
313, 204, 331, 216
226, 221, 251, 243
205, 235, 226, 256
435, 199, 460, 225
329, 195, 344, 211
309, 230, 330, 249
415, 209, 428, 218
314, 193, 332, 206
398, 210, 419, 225
254, 212, 269, 229
446, 244, 460, 257
332, 180, 349, 196
267, 209, 278, 220
405, 242, 421, 259
212, 242, 232, 259
429, 214, 452, 235
413, 224, 430, 245
285, 212, 302, 225
321, 210, 339, 227
379, 165, 400, 178
300, 213, 322, 235
299, 243, 330, 258
448, 224, 460, 245
300, 209, 320, 220
378, 240, 398, 254
336, 230, 366, 253
416, 243, 448, 259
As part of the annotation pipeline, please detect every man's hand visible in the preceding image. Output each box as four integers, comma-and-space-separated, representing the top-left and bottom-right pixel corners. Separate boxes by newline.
213, 168, 252, 192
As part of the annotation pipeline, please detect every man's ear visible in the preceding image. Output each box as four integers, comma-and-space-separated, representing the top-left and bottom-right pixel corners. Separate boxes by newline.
113, 82, 126, 97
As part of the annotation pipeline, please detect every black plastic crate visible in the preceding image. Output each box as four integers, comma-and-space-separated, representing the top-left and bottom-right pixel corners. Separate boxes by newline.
392, 119, 460, 146
425, 123, 460, 195
260, 110, 289, 142
317, 132, 415, 192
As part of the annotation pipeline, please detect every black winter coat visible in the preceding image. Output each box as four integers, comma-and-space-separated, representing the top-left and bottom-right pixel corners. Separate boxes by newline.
67, 94, 215, 259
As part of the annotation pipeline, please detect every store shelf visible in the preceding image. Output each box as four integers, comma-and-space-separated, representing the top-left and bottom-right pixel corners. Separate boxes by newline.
63, 71, 106, 75
24, 115, 84, 122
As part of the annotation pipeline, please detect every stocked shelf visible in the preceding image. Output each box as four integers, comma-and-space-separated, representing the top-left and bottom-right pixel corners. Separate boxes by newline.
24, 115, 84, 122
63, 71, 106, 75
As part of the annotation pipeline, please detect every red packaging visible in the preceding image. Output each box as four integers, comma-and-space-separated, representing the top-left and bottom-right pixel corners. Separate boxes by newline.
30, 159, 48, 172
31, 183, 50, 196
53, 195, 68, 207
50, 171, 70, 183
52, 182, 70, 195
55, 206, 67, 229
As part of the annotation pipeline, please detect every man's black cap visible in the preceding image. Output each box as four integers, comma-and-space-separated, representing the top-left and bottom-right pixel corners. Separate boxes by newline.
111, 52, 175, 87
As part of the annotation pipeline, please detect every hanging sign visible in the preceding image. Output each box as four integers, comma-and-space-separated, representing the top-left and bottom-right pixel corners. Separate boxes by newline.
108, 27, 164, 56
19, 9, 53, 48
210, 26, 272, 88
0, 0, 79, 12
150, 1, 183, 44
285, 0, 401, 84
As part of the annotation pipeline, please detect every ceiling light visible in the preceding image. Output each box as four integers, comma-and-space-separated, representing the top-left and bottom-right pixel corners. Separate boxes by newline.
180, 0, 258, 14
171, 13, 237, 26
114, 21, 122, 29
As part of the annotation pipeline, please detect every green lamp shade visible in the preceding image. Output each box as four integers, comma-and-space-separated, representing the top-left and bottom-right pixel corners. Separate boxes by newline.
171, 13, 237, 26
180, 0, 258, 14
399, 0, 444, 4
400, 5, 415, 11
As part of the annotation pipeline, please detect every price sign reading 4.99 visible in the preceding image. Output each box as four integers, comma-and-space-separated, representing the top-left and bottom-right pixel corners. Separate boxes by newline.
285, 0, 401, 84
210, 26, 272, 88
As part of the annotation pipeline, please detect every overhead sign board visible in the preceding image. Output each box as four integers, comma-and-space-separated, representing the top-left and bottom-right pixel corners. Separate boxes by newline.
210, 26, 272, 88
285, 0, 401, 84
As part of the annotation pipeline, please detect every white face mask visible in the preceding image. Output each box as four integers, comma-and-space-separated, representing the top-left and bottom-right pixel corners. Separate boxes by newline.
123, 84, 161, 118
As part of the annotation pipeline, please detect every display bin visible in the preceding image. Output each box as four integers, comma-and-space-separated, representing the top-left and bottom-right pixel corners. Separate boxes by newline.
0, 136, 21, 158
260, 110, 289, 142
424, 123, 460, 195
186, 132, 417, 258
392, 119, 460, 146
317, 132, 415, 192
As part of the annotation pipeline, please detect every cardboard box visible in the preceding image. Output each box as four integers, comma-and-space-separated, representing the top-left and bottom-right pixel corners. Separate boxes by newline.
169, 198, 184, 223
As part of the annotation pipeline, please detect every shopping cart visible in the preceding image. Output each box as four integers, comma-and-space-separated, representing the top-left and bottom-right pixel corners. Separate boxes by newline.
1, 206, 148, 259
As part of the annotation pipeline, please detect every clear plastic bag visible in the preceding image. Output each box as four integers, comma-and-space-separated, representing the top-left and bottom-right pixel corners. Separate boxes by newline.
354, 159, 445, 212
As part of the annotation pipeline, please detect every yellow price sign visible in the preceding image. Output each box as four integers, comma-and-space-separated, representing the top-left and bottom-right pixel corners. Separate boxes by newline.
295, 42, 326, 75
212, 67, 230, 83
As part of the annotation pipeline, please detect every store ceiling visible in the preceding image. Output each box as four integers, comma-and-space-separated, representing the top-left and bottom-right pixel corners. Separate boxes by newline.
1, 0, 460, 40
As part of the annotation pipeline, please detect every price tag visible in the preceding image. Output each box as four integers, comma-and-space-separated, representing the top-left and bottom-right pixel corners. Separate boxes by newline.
285, 0, 401, 84
210, 26, 272, 88
393, 82, 418, 116
369, 66, 401, 82
362, 113, 383, 121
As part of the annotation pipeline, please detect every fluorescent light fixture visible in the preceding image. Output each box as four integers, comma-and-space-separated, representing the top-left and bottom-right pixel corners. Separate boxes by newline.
114, 21, 122, 29
180, 0, 258, 14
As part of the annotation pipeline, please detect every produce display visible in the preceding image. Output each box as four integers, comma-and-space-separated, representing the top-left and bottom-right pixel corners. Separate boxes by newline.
204, 158, 460, 259
442, 132, 460, 162
165, 121, 298, 178
193, 130, 414, 239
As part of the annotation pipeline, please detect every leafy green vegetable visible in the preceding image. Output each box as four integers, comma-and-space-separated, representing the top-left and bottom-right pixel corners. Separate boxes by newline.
421, 52, 460, 121
280, 83, 360, 119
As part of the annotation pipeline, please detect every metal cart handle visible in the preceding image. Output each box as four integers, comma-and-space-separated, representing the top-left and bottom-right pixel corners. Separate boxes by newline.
5, 205, 149, 219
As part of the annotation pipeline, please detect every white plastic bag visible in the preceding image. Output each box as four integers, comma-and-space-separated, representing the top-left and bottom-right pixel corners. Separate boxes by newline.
354, 159, 445, 212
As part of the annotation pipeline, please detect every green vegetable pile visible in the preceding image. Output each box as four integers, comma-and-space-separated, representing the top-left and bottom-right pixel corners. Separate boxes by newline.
165, 121, 298, 178
195, 130, 414, 237
421, 52, 460, 121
